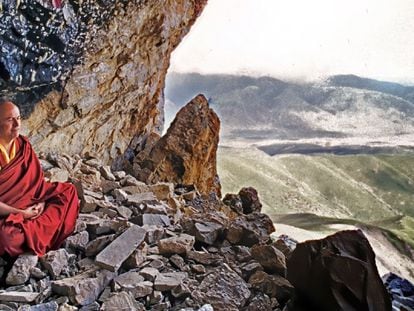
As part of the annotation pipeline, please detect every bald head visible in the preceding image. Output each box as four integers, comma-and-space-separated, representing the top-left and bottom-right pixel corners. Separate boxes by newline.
0, 99, 21, 146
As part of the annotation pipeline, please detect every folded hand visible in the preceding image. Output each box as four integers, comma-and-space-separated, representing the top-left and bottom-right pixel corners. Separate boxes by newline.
23, 202, 45, 220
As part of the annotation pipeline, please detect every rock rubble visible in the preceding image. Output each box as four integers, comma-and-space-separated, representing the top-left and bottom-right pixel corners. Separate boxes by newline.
0, 152, 287, 311
0, 152, 397, 310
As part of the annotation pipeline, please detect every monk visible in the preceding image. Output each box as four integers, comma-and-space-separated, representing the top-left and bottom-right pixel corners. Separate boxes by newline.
0, 98, 80, 257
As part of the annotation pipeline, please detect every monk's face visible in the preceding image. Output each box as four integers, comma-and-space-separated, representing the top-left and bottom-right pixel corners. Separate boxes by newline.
0, 102, 21, 143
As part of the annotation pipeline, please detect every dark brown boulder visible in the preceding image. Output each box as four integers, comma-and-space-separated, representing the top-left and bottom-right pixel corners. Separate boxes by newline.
132, 94, 221, 197
251, 244, 286, 276
192, 265, 251, 310
226, 213, 275, 247
248, 270, 294, 305
239, 187, 262, 214
222, 193, 243, 214
287, 230, 392, 311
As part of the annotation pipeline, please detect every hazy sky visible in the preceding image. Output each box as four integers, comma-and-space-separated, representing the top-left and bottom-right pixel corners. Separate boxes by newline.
169, 0, 414, 83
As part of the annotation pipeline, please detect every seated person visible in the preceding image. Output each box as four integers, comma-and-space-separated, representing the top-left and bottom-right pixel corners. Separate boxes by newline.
0, 98, 80, 257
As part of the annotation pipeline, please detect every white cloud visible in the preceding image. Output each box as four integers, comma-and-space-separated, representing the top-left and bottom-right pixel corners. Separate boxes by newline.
170, 0, 414, 83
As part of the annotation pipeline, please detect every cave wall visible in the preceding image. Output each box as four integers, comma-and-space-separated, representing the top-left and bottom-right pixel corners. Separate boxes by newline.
0, 0, 207, 163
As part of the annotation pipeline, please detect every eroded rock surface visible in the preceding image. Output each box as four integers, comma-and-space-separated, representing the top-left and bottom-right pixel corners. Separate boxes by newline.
2, 0, 207, 163
130, 94, 221, 196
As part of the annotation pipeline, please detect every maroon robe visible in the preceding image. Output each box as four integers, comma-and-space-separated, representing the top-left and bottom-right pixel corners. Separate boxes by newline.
0, 136, 80, 257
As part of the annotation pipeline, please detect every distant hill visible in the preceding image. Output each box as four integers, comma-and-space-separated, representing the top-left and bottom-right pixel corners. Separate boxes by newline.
165, 73, 414, 146
328, 74, 414, 103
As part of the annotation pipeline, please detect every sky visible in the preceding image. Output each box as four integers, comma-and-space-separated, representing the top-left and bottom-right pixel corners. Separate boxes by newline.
169, 0, 414, 83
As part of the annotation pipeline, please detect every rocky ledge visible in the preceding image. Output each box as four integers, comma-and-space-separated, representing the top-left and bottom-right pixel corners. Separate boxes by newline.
0, 150, 412, 310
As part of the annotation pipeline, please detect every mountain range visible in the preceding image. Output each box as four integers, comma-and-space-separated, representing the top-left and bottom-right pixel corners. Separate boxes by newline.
165, 73, 414, 151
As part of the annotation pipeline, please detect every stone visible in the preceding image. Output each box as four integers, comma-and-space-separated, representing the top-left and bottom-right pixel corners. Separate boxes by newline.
192, 266, 250, 310
81, 195, 99, 213
143, 202, 168, 215
226, 213, 275, 247
0, 291, 39, 303
0, 304, 15, 311
272, 234, 298, 257
100, 180, 121, 194
99, 166, 116, 181
18, 301, 59, 311
248, 270, 294, 304
113, 171, 126, 180
119, 176, 145, 187
58, 303, 81, 311
240, 261, 263, 281
171, 278, 199, 299
126, 192, 158, 205
121, 184, 151, 195
130, 214, 171, 227
84, 234, 115, 257
158, 234, 195, 255
86, 219, 125, 237
30, 267, 47, 279
6, 254, 38, 285
198, 305, 214, 311
95, 225, 146, 271
40, 159, 55, 171
150, 291, 163, 305
139, 267, 160, 282
222, 193, 243, 214
132, 95, 221, 196
114, 206, 133, 219
79, 302, 100, 311
169, 254, 187, 271
144, 225, 166, 244
44, 168, 70, 183
114, 272, 153, 298
65, 231, 90, 250
191, 264, 206, 274
154, 272, 188, 291
40, 249, 72, 278
181, 217, 225, 245
186, 251, 222, 266
122, 246, 148, 270
287, 230, 391, 311
114, 271, 144, 288
251, 244, 286, 276
77, 258, 99, 271
244, 293, 273, 311
101, 292, 144, 311
52, 269, 115, 306
100, 208, 118, 218
238, 187, 262, 214
193, 221, 223, 245
151, 302, 171, 311
113, 189, 129, 202
149, 183, 174, 201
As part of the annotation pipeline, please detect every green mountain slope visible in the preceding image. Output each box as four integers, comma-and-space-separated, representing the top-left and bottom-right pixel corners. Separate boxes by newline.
218, 147, 414, 221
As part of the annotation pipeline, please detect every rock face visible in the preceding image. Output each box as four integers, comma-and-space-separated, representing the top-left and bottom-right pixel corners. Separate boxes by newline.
287, 230, 392, 311
1, 0, 207, 163
130, 94, 221, 196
